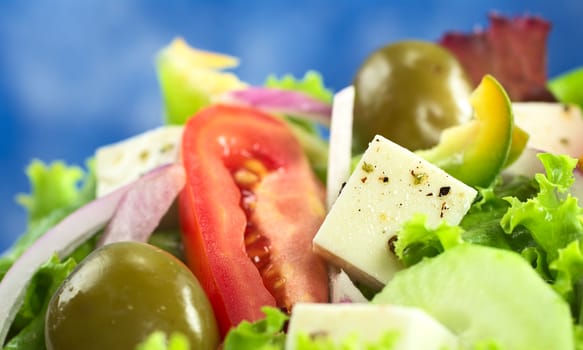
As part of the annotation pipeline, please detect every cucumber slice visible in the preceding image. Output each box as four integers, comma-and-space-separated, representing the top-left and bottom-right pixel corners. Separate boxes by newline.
372, 245, 573, 350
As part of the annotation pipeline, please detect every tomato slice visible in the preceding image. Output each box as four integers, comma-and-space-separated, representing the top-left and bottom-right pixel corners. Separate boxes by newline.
178, 104, 329, 337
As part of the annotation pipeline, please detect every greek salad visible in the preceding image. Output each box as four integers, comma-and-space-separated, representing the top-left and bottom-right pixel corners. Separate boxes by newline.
2, 12, 583, 350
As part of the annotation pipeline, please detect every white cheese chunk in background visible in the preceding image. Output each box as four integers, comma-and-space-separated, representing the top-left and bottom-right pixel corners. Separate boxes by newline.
286, 303, 458, 350
95, 126, 183, 197
313, 135, 477, 288
513, 102, 583, 157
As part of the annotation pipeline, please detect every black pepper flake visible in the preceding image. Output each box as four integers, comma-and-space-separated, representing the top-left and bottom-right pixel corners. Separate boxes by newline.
426, 192, 434, 196
361, 177, 368, 183
379, 176, 389, 183
388, 235, 398, 254
440, 202, 449, 218
439, 186, 451, 197
338, 182, 347, 196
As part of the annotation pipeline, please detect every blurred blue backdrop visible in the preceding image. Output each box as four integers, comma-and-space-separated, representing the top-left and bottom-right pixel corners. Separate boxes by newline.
1, 0, 582, 251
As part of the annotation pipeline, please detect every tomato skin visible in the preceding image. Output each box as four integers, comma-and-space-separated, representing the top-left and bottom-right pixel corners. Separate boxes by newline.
179, 104, 329, 337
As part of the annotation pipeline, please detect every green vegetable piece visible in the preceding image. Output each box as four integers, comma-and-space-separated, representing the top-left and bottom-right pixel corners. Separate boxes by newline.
551, 240, 583, 307
264, 70, 333, 103
294, 330, 399, 350
45, 242, 219, 350
156, 38, 246, 125
0, 159, 95, 281
501, 153, 583, 262
135, 331, 190, 350
222, 307, 288, 350
394, 214, 465, 266
548, 67, 583, 111
373, 245, 573, 350
352, 40, 473, 153
3, 255, 77, 350
416, 75, 517, 188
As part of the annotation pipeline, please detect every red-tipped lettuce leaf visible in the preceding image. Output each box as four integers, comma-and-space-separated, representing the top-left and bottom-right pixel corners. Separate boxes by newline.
440, 13, 555, 102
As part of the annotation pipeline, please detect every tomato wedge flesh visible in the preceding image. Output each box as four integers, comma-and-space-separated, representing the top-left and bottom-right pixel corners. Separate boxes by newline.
179, 105, 329, 337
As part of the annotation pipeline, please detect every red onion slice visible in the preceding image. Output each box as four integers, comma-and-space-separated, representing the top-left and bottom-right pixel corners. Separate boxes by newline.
221, 87, 332, 126
329, 268, 368, 303
98, 163, 185, 246
0, 185, 129, 345
0, 163, 185, 345
326, 86, 354, 209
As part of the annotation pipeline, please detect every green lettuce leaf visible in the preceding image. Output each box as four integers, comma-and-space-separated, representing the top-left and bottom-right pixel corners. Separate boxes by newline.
0, 160, 95, 281
460, 177, 538, 251
501, 154, 583, 262
574, 324, 583, 350
394, 213, 464, 266
264, 71, 333, 103
3, 255, 78, 350
222, 307, 288, 350
264, 70, 332, 183
135, 332, 190, 350
294, 331, 399, 350
550, 240, 583, 305
286, 121, 329, 183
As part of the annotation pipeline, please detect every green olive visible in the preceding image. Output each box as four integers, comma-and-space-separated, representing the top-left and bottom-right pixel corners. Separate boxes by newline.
45, 242, 219, 350
352, 40, 473, 153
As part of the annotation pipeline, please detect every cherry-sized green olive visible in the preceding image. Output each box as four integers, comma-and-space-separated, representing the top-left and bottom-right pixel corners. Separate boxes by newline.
353, 40, 473, 153
45, 241, 219, 350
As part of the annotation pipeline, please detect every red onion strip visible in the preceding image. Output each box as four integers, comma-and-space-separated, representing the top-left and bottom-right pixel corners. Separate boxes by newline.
330, 267, 368, 303
0, 163, 184, 345
221, 87, 332, 126
98, 163, 185, 246
0, 185, 128, 345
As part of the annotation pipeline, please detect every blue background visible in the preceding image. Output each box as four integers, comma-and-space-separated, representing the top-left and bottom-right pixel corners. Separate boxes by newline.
1, 0, 582, 251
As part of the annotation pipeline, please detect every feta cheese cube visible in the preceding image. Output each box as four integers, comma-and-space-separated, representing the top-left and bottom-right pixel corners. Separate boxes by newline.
313, 135, 477, 288
95, 126, 183, 196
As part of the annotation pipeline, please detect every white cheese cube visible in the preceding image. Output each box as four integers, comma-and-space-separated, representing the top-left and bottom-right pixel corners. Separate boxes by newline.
286, 303, 458, 350
513, 102, 583, 157
95, 126, 183, 197
313, 135, 477, 288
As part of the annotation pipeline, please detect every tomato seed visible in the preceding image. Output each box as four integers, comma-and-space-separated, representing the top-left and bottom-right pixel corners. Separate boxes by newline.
234, 169, 259, 189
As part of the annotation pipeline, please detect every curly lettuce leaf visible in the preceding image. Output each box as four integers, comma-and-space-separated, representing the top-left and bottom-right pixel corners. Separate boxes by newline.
0, 160, 96, 280
135, 332, 190, 350
3, 255, 78, 350
460, 177, 538, 252
501, 154, 583, 262
394, 214, 464, 266
550, 240, 583, 305
264, 71, 333, 103
394, 172, 555, 277
222, 307, 288, 350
